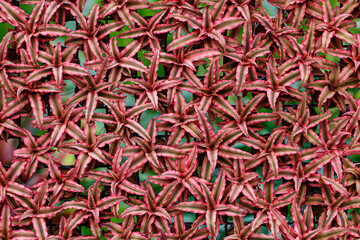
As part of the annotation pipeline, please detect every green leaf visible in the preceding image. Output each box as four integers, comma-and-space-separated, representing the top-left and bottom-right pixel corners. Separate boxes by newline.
82, 0, 102, 16
329, 0, 340, 7
80, 177, 96, 191
19, 4, 35, 14
196, 64, 207, 76
0, 23, 14, 42
138, 50, 150, 68
349, 19, 360, 34
140, 110, 161, 129
137, 8, 160, 17
124, 93, 135, 107
139, 170, 163, 193
114, 26, 133, 47
110, 201, 130, 223
326, 54, 340, 64
81, 226, 93, 236
262, 0, 278, 17
258, 117, 277, 135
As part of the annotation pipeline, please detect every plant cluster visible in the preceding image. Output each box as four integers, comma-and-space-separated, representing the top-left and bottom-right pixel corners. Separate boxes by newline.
0, 0, 359, 239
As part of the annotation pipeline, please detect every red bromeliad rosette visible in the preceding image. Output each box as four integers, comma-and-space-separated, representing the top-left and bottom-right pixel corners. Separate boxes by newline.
0, 0, 359, 239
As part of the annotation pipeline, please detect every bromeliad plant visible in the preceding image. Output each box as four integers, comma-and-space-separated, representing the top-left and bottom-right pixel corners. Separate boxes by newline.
0, 0, 359, 239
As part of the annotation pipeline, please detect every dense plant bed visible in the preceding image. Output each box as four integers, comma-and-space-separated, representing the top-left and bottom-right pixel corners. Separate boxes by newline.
0, 0, 359, 239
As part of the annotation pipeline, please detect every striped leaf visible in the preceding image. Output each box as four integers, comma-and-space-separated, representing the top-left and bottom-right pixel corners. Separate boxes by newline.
0, 1, 28, 29
218, 146, 252, 159
175, 202, 207, 214
29, 93, 44, 130
33, 218, 48, 240
167, 32, 200, 52
304, 155, 334, 176
339, 197, 360, 210
126, 119, 151, 142
97, 196, 125, 210
213, 17, 245, 32
313, 228, 347, 240
155, 146, 186, 157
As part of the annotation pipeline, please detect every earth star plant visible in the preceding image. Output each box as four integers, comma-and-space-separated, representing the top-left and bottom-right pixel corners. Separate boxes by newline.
0, 0, 359, 239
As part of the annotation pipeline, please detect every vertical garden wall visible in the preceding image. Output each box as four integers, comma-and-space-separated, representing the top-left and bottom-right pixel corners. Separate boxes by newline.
0, 0, 359, 239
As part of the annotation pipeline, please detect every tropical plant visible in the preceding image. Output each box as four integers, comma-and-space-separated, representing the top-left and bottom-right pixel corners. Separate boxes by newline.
0, 0, 358, 239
